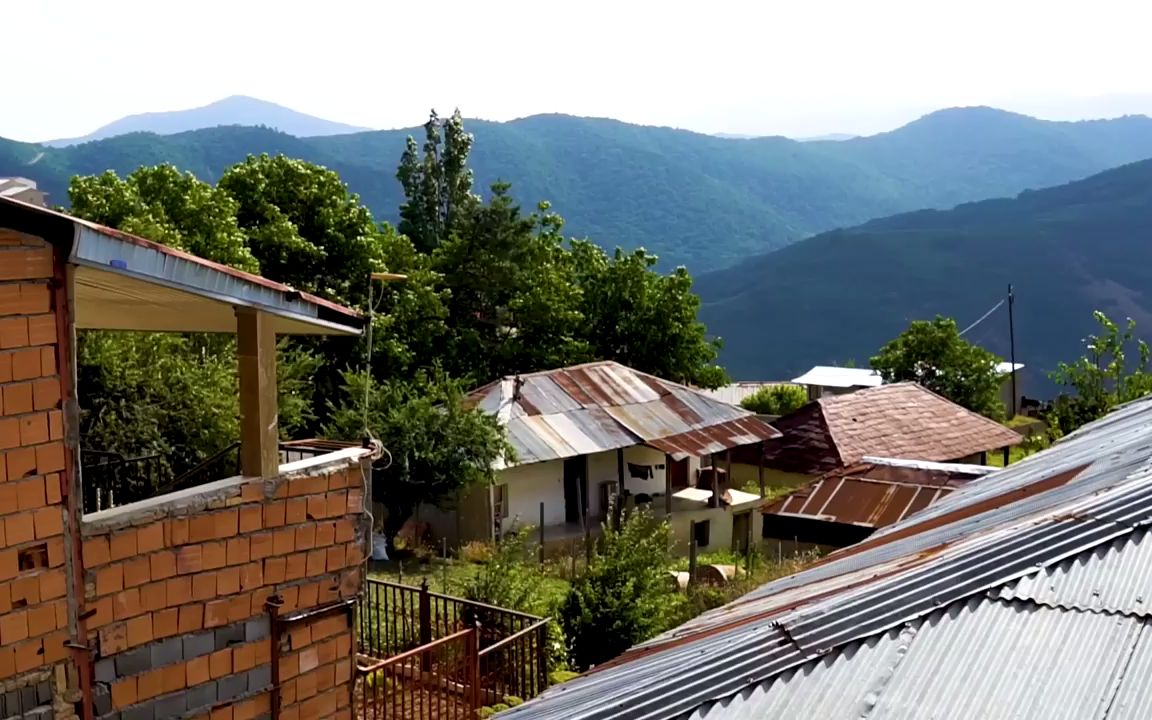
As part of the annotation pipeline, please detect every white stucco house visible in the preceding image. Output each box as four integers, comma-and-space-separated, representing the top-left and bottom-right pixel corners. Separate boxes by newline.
431, 361, 781, 554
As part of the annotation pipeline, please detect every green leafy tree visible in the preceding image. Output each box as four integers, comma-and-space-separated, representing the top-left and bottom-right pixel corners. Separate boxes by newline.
218, 154, 384, 305
571, 241, 728, 388
397, 109, 478, 253
739, 384, 808, 415
323, 370, 511, 551
69, 165, 258, 272
433, 187, 587, 382
870, 316, 1005, 419
560, 510, 678, 669
1048, 311, 1152, 435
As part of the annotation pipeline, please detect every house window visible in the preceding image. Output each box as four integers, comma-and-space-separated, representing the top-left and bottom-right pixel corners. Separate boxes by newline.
493, 484, 509, 519
693, 520, 711, 548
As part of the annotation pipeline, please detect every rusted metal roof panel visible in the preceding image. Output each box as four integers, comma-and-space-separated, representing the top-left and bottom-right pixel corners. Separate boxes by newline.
647, 418, 781, 460
517, 375, 583, 416
469, 362, 778, 467
763, 460, 974, 528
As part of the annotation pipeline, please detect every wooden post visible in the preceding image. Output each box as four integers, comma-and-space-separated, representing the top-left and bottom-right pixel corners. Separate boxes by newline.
688, 521, 698, 588
1003, 446, 1011, 466
664, 453, 673, 519
616, 448, 626, 529
538, 502, 545, 566
236, 309, 278, 478
758, 441, 765, 499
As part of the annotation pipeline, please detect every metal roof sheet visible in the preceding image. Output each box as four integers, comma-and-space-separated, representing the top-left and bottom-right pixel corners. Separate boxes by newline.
504, 392, 1152, 720
689, 596, 1148, 720
791, 365, 883, 388
470, 362, 781, 467
0, 195, 363, 336
995, 526, 1152, 616
763, 458, 992, 529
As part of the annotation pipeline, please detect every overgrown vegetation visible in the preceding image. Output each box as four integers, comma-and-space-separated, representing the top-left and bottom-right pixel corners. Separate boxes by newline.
739, 384, 808, 415
560, 511, 680, 670
1047, 311, 1152, 437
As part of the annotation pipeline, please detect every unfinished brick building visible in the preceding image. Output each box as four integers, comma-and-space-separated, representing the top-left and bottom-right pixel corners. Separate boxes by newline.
0, 195, 374, 720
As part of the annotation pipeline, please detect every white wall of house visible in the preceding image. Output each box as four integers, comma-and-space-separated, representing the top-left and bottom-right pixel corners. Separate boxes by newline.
501, 445, 674, 527
502, 461, 566, 528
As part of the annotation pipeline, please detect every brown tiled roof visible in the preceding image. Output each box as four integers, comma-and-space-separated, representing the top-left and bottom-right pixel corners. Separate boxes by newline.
762, 459, 990, 528
759, 383, 1022, 475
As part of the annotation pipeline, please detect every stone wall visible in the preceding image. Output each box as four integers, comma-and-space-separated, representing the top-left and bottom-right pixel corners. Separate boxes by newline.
81, 454, 371, 720
0, 230, 76, 719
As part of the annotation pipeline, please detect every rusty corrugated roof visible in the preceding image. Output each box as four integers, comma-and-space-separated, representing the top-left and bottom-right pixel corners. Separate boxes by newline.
763, 458, 991, 528
468, 362, 781, 466
757, 382, 1023, 474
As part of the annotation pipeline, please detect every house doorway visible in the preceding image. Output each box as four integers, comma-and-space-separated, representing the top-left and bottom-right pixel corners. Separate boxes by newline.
563, 455, 588, 524
732, 511, 752, 554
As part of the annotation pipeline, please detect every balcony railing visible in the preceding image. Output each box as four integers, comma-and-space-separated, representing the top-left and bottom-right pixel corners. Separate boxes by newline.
81, 439, 357, 514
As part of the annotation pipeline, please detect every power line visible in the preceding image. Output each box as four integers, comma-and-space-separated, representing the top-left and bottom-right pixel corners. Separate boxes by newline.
959, 298, 1005, 337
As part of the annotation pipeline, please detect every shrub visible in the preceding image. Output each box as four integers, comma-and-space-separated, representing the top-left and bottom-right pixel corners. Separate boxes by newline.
503, 696, 524, 707
455, 529, 571, 673
560, 510, 678, 670
549, 670, 581, 685
456, 528, 543, 613
460, 541, 494, 564
740, 384, 807, 416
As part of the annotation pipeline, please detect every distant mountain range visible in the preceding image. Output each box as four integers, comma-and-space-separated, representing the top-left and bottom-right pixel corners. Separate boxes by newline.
6, 105, 1152, 272
695, 158, 1152, 392
43, 96, 370, 147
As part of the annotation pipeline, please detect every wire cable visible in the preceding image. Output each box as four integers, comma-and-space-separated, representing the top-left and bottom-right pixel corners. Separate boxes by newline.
959, 298, 1005, 336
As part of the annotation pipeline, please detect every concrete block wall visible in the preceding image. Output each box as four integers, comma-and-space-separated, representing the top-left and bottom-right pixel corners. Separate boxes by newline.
0, 230, 75, 720
81, 457, 371, 720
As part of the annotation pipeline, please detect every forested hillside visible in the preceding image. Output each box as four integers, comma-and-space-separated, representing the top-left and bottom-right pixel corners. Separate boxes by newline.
6, 108, 1152, 271
696, 158, 1152, 391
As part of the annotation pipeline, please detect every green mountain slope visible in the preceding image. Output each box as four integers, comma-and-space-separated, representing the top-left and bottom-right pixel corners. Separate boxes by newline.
5, 108, 1152, 271
695, 159, 1152, 391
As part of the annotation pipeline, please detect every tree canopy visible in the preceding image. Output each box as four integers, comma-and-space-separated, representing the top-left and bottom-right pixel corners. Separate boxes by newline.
870, 316, 1005, 419
1048, 311, 1152, 436
64, 108, 727, 529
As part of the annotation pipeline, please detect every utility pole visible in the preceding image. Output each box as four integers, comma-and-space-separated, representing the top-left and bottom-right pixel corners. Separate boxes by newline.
1008, 284, 1017, 417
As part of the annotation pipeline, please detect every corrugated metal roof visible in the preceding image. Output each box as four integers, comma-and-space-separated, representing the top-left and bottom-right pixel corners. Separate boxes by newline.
1, 195, 362, 336
762, 457, 993, 529
791, 365, 883, 388
689, 595, 1148, 720
470, 362, 781, 466
995, 526, 1152, 616
503, 391, 1152, 720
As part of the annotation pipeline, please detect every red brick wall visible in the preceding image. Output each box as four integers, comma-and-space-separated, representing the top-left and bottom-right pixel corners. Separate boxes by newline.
0, 230, 75, 717
81, 458, 369, 720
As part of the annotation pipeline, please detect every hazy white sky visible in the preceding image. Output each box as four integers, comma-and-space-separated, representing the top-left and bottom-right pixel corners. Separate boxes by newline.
5, 0, 1152, 142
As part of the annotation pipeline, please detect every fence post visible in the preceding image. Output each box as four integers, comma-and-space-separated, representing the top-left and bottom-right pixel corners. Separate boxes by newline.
537, 622, 549, 695
419, 579, 432, 674
539, 502, 545, 567
466, 624, 481, 710
688, 521, 697, 588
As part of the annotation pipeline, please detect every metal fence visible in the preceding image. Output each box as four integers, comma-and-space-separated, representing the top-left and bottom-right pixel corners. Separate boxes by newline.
357, 579, 550, 716
81, 440, 354, 514
80, 450, 165, 514
357, 628, 479, 720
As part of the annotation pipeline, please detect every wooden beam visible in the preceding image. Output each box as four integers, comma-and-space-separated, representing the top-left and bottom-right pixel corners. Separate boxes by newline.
237, 309, 279, 478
